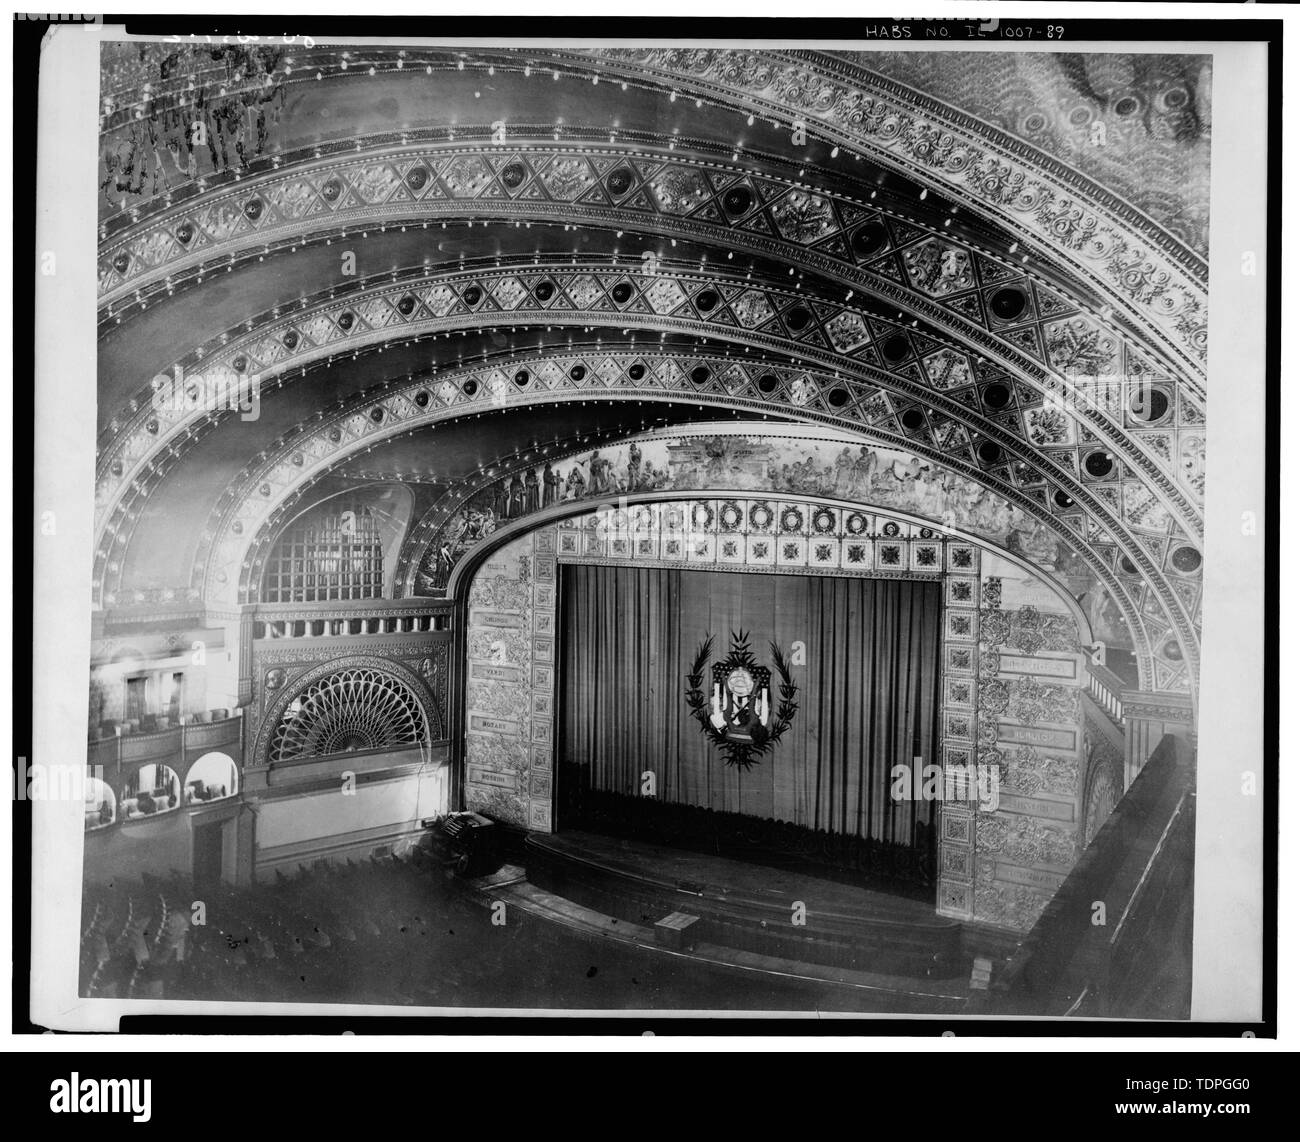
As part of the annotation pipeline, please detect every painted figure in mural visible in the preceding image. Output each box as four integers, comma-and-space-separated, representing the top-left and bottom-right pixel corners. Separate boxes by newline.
628, 442, 642, 488
524, 466, 540, 514
432, 541, 455, 589
704, 437, 729, 483
491, 474, 509, 519
833, 447, 855, 496
464, 509, 496, 541
790, 455, 820, 494
889, 455, 931, 485
565, 465, 587, 501
507, 472, 526, 518
542, 462, 561, 506
849, 446, 878, 498
588, 451, 610, 494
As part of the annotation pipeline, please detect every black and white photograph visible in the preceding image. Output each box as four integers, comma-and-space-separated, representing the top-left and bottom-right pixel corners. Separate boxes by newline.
18, 5, 1281, 1056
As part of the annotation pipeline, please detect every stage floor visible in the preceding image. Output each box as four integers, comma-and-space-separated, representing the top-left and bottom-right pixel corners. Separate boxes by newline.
537, 829, 949, 931
522, 828, 966, 990
454, 829, 972, 1010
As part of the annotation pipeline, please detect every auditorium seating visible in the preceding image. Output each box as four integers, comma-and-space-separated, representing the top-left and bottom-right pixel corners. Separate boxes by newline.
77, 847, 923, 1010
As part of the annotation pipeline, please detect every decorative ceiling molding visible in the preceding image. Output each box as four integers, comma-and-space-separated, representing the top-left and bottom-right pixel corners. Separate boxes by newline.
161, 348, 1197, 692
834, 50, 1212, 257
91, 43, 1211, 703
550, 47, 1208, 370
96, 45, 1207, 386
386, 423, 1149, 640
97, 135, 1208, 433
95, 261, 1203, 577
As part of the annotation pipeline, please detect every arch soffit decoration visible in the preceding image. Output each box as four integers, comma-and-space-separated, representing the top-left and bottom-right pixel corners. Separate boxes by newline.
98, 258, 1205, 546
97, 44, 1206, 383
107, 333, 1195, 691
95, 264, 1202, 606
96, 136, 1203, 410
443, 483, 1098, 648
390, 422, 1155, 624
92, 45, 1208, 699
95, 146, 1206, 528
230, 404, 1183, 692
553, 47, 1208, 364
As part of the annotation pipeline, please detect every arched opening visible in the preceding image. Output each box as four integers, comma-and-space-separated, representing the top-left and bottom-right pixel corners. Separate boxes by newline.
269, 667, 430, 765
119, 764, 181, 819
1083, 748, 1125, 848
185, 751, 239, 805
83, 777, 116, 831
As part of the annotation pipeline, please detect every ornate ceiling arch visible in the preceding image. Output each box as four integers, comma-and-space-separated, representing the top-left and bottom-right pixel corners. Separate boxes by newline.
386, 422, 1149, 640
97, 43, 1208, 367
186, 342, 1200, 690
548, 47, 1209, 367
93, 41, 1208, 701
97, 256, 1202, 543
95, 263, 1199, 612
96, 136, 1206, 502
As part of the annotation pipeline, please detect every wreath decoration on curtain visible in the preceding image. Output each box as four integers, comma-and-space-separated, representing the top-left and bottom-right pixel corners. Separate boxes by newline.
685, 630, 799, 769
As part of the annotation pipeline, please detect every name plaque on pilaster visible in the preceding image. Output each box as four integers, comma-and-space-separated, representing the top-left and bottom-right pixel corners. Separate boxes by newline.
471, 611, 526, 629
996, 792, 1076, 822
994, 863, 1068, 890
998, 653, 1078, 680
469, 662, 523, 683
997, 723, 1077, 751
469, 714, 521, 735
466, 766, 518, 791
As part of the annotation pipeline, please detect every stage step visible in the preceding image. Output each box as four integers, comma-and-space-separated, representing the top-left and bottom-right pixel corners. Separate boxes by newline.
654, 911, 701, 949
467, 877, 969, 1011
526, 831, 966, 980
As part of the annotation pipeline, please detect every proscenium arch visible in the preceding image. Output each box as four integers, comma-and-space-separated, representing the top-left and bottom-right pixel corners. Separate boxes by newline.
393, 419, 1128, 635
140, 298, 1199, 684
211, 390, 1185, 692
437, 479, 1099, 656
225, 398, 1168, 689
204, 355, 1174, 652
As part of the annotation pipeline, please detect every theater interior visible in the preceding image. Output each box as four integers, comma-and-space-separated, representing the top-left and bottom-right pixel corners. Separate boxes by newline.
81, 40, 1207, 1015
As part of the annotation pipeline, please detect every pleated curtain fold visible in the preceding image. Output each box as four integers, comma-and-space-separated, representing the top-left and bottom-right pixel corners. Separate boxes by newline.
560, 564, 942, 847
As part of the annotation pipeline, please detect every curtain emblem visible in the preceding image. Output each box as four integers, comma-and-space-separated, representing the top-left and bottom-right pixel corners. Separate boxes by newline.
685, 631, 799, 769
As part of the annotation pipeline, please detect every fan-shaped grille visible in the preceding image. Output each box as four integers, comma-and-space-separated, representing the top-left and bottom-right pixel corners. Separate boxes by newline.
270, 668, 427, 764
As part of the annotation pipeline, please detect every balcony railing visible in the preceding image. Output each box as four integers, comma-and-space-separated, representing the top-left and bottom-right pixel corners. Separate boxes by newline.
252, 600, 452, 641
88, 713, 243, 770
1087, 661, 1126, 726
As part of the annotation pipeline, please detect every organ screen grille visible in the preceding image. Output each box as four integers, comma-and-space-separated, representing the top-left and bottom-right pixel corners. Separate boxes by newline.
261, 501, 384, 602
270, 668, 428, 763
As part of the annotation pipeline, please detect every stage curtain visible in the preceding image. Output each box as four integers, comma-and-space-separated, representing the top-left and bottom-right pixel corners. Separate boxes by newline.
559, 564, 941, 846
